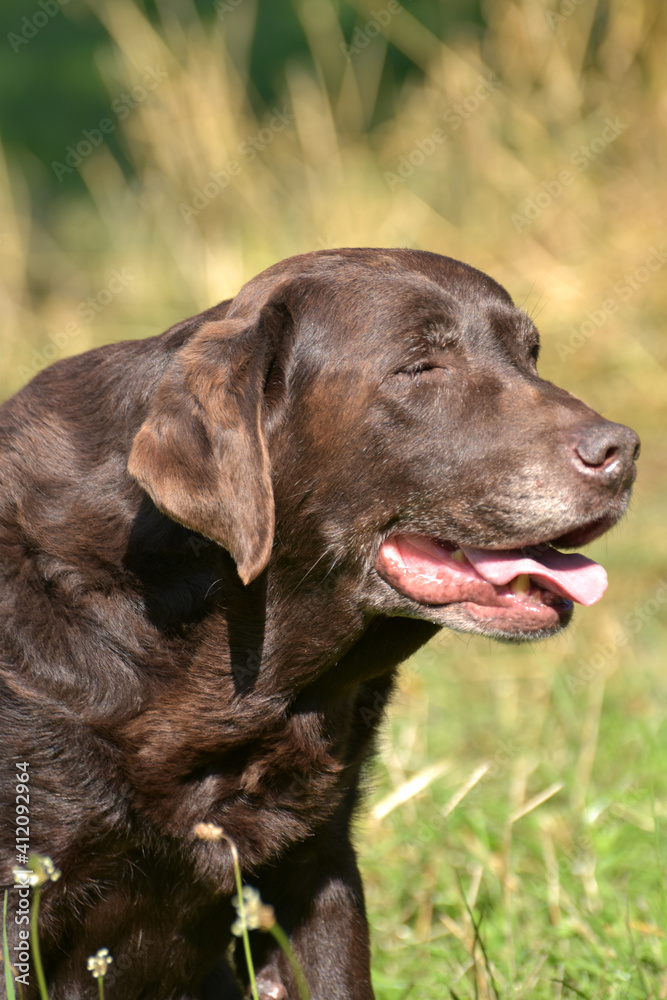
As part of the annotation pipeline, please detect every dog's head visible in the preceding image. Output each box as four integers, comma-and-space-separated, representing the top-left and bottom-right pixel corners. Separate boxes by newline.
128, 249, 639, 641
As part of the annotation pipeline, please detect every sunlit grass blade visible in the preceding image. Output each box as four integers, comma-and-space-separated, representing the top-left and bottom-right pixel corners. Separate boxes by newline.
30, 888, 48, 1000
3, 890, 17, 1000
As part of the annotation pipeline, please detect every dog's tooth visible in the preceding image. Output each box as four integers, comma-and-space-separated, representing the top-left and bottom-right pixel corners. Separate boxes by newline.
510, 574, 531, 595
451, 548, 466, 564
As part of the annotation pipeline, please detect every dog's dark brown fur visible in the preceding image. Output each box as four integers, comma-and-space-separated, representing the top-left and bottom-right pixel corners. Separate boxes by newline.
0, 249, 638, 999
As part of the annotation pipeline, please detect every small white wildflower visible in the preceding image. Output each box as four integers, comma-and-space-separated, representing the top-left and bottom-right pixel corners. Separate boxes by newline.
13, 855, 61, 887
193, 822, 224, 841
12, 867, 38, 887
34, 855, 61, 884
87, 948, 113, 979
231, 886, 275, 936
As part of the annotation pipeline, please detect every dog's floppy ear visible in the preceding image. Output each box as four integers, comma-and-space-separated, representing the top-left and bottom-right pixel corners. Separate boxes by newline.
128, 301, 289, 584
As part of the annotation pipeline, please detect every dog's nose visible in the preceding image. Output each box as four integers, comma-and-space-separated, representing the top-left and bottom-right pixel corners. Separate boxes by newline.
572, 421, 640, 482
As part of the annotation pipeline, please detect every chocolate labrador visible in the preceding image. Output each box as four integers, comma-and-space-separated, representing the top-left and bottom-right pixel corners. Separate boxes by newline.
0, 249, 639, 999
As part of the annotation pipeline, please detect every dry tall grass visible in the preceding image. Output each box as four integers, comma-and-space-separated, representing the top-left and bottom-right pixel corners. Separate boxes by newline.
1, 0, 666, 412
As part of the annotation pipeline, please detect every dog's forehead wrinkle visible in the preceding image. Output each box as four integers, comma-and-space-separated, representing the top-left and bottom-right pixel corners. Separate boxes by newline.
486, 303, 539, 349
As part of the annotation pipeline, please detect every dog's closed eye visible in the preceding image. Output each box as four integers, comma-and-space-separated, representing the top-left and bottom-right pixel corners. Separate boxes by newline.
396, 360, 450, 377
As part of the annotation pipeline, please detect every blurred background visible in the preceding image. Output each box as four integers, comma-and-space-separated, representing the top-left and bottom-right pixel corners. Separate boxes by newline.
1, 0, 665, 995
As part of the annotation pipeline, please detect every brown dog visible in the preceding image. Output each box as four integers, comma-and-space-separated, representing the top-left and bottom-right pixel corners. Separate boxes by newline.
0, 249, 639, 999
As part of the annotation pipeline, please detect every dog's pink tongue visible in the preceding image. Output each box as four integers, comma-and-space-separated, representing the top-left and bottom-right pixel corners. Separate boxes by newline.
460, 545, 608, 606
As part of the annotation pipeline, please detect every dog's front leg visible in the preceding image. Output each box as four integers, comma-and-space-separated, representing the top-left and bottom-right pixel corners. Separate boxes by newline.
240, 834, 374, 1000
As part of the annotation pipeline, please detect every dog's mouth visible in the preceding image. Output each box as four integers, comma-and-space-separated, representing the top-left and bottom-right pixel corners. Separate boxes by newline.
376, 534, 608, 637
